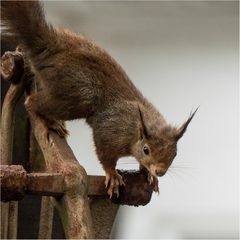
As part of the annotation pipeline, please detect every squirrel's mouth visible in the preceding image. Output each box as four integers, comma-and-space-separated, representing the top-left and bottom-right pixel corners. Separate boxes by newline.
155, 169, 166, 177
156, 171, 166, 177
148, 164, 167, 177
145, 166, 158, 180
140, 163, 166, 178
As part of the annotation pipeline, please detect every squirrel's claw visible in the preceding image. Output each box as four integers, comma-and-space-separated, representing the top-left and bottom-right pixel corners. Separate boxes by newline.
153, 180, 160, 194
148, 172, 155, 184
148, 172, 159, 194
148, 173, 154, 184
105, 170, 125, 198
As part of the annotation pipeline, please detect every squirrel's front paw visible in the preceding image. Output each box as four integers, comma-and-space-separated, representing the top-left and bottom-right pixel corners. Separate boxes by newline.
105, 170, 125, 198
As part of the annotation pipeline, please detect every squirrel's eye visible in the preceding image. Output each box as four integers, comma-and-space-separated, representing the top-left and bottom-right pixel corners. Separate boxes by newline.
143, 146, 149, 155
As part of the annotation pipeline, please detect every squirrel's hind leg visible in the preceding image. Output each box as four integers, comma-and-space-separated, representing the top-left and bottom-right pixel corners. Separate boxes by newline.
25, 92, 68, 138
47, 120, 69, 137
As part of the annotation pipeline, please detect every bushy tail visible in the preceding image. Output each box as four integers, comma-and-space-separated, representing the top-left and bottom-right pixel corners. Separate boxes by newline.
1, 0, 55, 55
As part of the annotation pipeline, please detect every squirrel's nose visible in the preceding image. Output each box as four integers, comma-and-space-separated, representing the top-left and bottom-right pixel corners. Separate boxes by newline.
155, 169, 166, 177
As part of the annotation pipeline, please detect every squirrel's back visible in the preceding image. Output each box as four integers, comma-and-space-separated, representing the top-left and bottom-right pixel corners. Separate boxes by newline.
1, 1, 146, 117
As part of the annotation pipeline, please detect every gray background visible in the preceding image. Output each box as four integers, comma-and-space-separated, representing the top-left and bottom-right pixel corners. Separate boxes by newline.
44, 1, 238, 238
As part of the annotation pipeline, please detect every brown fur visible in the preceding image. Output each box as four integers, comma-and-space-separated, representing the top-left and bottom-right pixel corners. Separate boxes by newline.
1, 1, 197, 195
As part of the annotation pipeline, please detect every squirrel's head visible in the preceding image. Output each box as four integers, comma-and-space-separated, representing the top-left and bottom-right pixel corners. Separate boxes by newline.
132, 106, 198, 178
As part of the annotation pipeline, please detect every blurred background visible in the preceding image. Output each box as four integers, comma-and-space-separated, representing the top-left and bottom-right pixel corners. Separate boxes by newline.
43, 1, 238, 238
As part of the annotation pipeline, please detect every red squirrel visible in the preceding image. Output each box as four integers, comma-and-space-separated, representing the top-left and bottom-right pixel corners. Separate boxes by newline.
2, 1, 197, 197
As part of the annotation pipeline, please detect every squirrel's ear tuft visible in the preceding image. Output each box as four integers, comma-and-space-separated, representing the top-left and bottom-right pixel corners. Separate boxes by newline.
175, 107, 199, 141
138, 105, 149, 139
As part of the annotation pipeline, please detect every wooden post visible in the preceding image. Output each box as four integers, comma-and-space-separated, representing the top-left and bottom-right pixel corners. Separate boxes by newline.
38, 197, 54, 239
28, 112, 94, 238
1, 50, 25, 239
29, 133, 55, 239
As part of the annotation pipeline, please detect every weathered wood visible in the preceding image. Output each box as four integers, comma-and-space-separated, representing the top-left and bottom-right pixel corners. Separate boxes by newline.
0, 203, 8, 239
0, 165, 64, 200
27, 173, 64, 197
1, 50, 25, 165
0, 49, 25, 239
29, 133, 46, 172
1, 165, 154, 206
88, 170, 155, 206
38, 197, 54, 239
88, 175, 108, 198
8, 201, 18, 239
0, 165, 27, 202
29, 132, 55, 239
29, 113, 94, 238
90, 199, 119, 239
111, 169, 154, 206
